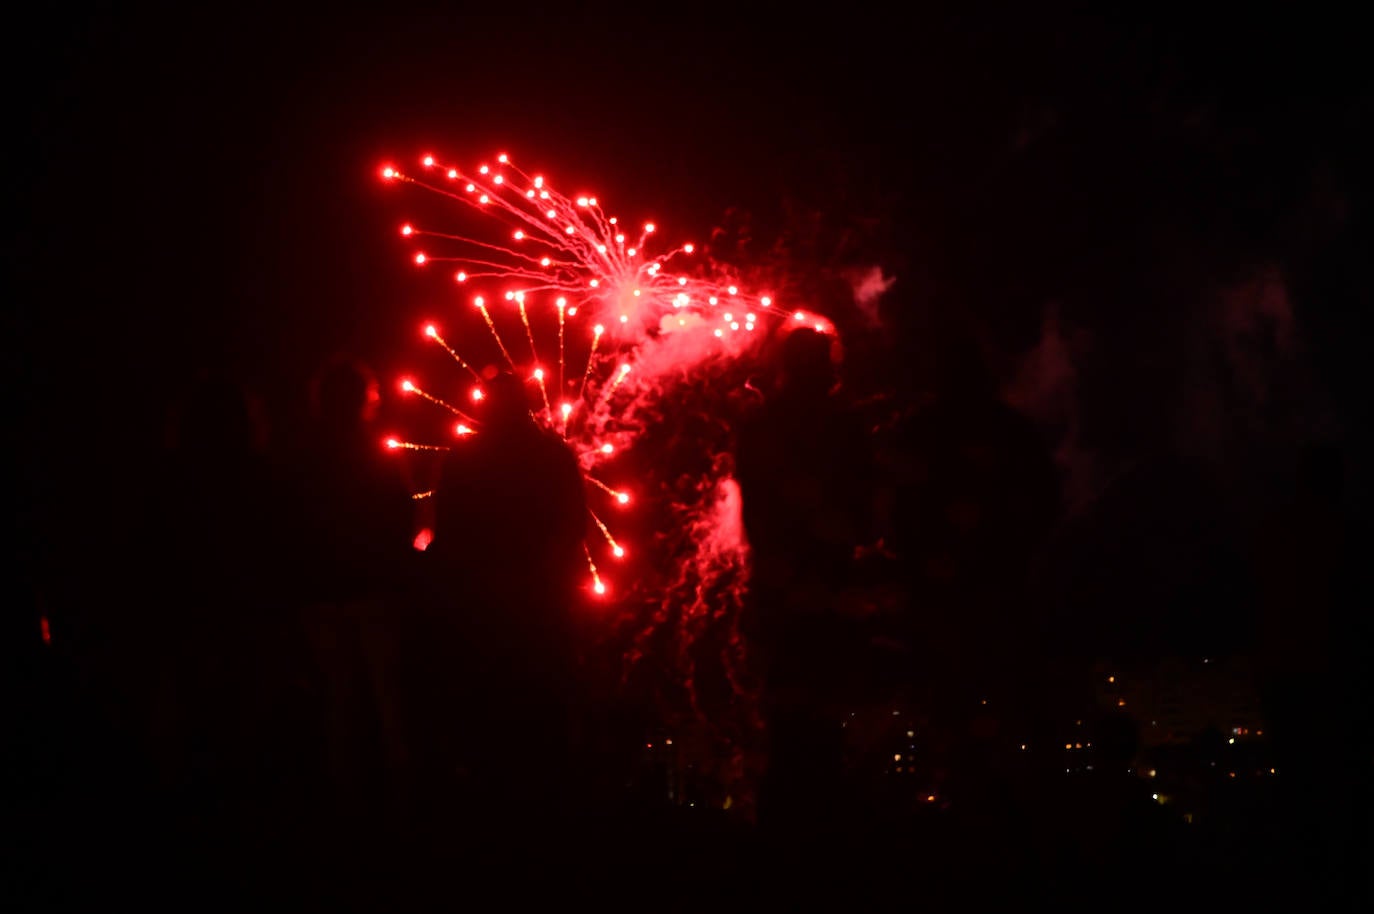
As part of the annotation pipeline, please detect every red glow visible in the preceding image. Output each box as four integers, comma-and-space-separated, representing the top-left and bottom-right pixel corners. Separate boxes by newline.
422, 155, 435, 167
378, 150, 836, 717
40, 616, 51, 645
381, 165, 396, 179
413, 527, 434, 551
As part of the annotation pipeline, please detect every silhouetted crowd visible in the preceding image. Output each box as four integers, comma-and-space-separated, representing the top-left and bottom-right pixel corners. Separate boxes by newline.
11, 328, 1370, 910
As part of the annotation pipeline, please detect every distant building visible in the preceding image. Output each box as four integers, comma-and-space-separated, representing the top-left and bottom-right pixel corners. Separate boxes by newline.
1092, 655, 1266, 747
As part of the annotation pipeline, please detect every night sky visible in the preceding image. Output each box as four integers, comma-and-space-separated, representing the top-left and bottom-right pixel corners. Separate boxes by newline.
11, 5, 1372, 658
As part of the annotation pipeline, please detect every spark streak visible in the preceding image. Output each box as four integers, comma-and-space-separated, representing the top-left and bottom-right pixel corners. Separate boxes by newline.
584, 475, 630, 505
589, 509, 625, 557
385, 438, 450, 452
474, 296, 516, 369
400, 379, 480, 426
425, 325, 482, 382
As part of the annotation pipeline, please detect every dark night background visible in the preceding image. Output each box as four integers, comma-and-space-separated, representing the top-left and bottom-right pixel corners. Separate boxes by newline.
7, 2, 1372, 909
11, 5, 1372, 549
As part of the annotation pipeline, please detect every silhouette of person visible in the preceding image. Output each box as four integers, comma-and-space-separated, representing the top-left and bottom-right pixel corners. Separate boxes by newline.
295, 354, 415, 601
420, 367, 587, 848
141, 368, 305, 882
735, 327, 874, 838
290, 354, 419, 851
884, 327, 1060, 732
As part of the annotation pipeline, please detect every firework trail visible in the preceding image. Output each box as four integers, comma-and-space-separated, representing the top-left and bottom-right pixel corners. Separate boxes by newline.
380, 151, 830, 597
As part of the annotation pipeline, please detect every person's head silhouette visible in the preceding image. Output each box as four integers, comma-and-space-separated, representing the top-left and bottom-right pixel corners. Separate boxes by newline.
169, 370, 267, 457
311, 354, 380, 435
479, 369, 535, 433
780, 328, 835, 399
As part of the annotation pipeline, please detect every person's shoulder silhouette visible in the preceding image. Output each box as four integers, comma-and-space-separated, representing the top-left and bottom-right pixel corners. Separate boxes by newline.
154, 368, 280, 596
421, 369, 589, 831
294, 354, 414, 599
430, 368, 586, 594
736, 328, 871, 589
